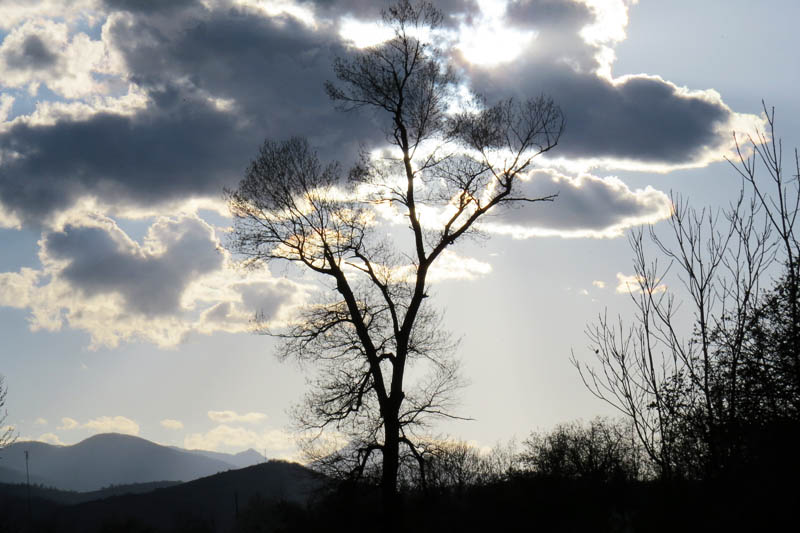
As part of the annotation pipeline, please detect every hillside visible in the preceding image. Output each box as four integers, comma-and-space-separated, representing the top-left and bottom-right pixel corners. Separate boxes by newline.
0, 460, 321, 532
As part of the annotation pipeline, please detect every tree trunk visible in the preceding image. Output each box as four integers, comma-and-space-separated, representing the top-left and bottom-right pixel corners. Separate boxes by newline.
381, 410, 401, 524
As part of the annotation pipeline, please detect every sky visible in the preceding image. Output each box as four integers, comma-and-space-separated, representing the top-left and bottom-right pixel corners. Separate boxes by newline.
1, 0, 799, 460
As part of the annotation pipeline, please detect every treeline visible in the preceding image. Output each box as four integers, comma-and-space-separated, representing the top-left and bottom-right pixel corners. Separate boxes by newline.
233, 416, 794, 532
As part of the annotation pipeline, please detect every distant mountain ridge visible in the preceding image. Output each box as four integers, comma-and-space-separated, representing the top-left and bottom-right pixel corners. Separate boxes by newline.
0, 433, 265, 491
175, 446, 266, 469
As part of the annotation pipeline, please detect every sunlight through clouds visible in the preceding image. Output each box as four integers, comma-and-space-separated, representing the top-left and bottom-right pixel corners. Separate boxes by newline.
455, 0, 536, 66
338, 16, 395, 48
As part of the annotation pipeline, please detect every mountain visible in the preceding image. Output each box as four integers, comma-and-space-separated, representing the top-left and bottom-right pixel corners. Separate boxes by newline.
0, 465, 50, 486
0, 433, 239, 491
178, 447, 267, 469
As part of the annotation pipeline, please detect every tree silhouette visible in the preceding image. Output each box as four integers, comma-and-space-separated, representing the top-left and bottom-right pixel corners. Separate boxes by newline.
0, 375, 16, 453
521, 417, 648, 483
227, 0, 563, 510
574, 104, 800, 480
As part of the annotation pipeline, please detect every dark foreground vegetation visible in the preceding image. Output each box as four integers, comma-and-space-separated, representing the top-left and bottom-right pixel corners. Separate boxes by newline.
2, 419, 796, 533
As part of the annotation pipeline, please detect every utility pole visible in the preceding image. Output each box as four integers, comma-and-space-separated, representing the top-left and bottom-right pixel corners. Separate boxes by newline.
25, 450, 32, 526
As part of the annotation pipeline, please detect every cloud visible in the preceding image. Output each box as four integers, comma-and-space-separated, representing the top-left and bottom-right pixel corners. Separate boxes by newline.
592, 280, 606, 289
184, 424, 297, 458
382, 249, 492, 284
0, 0, 759, 230
481, 169, 672, 238
36, 432, 64, 445
461, 1, 762, 169
58, 416, 79, 430
34, 417, 47, 426
0, 18, 114, 99
0, 0, 768, 348
102, 0, 201, 15
43, 214, 223, 316
207, 410, 267, 424
615, 272, 665, 294
0, 3, 380, 226
52, 415, 140, 437
0, 0, 99, 30
0, 212, 308, 347
300, 0, 480, 26
4, 34, 58, 70
160, 418, 184, 430
84, 415, 140, 435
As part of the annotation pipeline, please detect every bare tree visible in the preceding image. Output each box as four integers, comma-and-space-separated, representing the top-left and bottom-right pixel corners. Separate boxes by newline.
574, 104, 800, 480
227, 0, 563, 508
0, 375, 16, 453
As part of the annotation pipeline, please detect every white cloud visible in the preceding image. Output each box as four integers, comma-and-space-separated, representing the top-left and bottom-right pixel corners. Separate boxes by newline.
578, 0, 637, 78
160, 418, 184, 430
615, 272, 666, 294
207, 410, 267, 424
84, 415, 139, 436
0, 94, 14, 122
57, 416, 79, 430
0, 0, 100, 30
0, 212, 309, 348
592, 280, 606, 289
385, 249, 493, 284
34, 417, 47, 426
428, 250, 493, 282
480, 169, 673, 239
36, 432, 63, 445
184, 424, 297, 458
0, 18, 115, 99
0, 203, 22, 229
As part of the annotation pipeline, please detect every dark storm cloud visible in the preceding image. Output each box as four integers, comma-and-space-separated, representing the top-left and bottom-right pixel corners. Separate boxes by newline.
42, 217, 222, 316
466, 61, 731, 163
101, 0, 201, 14
0, 0, 739, 228
301, 0, 480, 25
493, 170, 669, 233
505, 0, 592, 28
0, 5, 380, 225
111, 6, 382, 161
4, 34, 57, 70
459, 0, 734, 164
0, 95, 253, 222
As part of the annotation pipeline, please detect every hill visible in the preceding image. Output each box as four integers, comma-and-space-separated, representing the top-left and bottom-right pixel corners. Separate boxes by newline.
0, 433, 239, 491
12, 460, 321, 532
